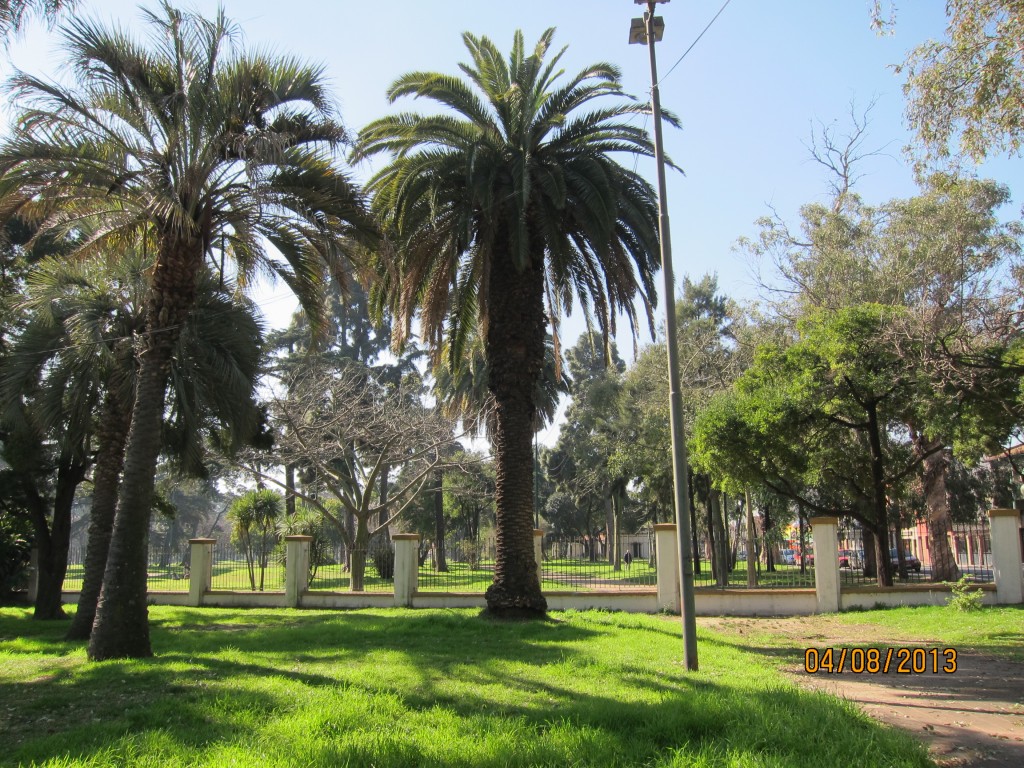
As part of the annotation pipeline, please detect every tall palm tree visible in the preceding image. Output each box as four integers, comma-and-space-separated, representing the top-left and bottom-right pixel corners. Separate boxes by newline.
355, 29, 661, 615
0, 2, 375, 658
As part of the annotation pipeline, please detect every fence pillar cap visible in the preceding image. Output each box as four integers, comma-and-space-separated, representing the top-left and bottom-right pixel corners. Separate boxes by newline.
653, 523, 677, 532
391, 533, 420, 542
988, 508, 1020, 519
283, 535, 313, 542
188, 538, 217, 544
809, 516, 839, 527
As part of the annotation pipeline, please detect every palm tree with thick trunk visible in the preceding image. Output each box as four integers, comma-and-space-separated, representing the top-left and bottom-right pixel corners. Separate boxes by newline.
355, 29, 661, 615
0, 2, 375, 658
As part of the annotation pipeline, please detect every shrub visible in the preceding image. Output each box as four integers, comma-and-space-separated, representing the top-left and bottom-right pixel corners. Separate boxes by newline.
372, 546, 395, 580
947, 577, 984, 612
0, 514, 32, 597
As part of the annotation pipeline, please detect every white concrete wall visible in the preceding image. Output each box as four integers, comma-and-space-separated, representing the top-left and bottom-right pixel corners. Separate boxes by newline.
197, 591, 288, 608
693, 588, 817, 616
301, 592, 397, 609
412, 593, 487, 609
840, 584, 997, 610
544, 591, 658, 613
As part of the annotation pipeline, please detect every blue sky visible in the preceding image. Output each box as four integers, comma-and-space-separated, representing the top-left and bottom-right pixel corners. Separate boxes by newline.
2, 1, 1019, 441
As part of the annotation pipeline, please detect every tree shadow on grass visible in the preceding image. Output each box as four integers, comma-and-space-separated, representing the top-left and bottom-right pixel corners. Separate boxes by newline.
0, 607, 933, 768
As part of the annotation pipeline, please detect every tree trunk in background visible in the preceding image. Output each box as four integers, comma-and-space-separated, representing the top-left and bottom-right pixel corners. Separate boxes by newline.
377, 464, 390, 539
350, 514, 369, 591
894, 503, 908, 580
798, 509, 806, 575
715, 492, 729, 586
433, 469, 447, 572
34, 448, 88, 620
345, 508, 354, 570
863, 527, 877, 578
745, 490, 757, 588
688, 475, 700, 574
611, 490, 621, 572
605, 496, 614, 564
919, 443, 959, 582
67, 391, 131, 640
865, 402, 894, 587
284, 463, 296, 517
483, 245, 546, 616
707, 498, 718, 581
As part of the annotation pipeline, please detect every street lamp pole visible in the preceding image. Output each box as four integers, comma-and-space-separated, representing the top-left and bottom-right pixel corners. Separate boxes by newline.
630, 0, 698, 671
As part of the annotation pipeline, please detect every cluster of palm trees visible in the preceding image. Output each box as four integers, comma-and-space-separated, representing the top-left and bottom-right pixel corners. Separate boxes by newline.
0, 2, 664, 657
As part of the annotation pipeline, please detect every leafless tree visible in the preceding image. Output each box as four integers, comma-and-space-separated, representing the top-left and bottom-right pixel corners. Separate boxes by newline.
241, 362, 464, 590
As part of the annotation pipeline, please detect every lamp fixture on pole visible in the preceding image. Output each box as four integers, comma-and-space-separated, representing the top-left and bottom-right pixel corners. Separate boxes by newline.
629, 0, 699, 671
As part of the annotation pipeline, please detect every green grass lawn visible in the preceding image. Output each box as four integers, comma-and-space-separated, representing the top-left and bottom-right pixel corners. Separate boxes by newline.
0, 606, 932, 768
834, 604, 1024, 661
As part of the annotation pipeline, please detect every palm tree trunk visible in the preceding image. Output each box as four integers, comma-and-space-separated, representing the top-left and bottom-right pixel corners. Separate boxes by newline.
483, 248, 546, 616
89, 238, 199, 660
67, 391, 132, 640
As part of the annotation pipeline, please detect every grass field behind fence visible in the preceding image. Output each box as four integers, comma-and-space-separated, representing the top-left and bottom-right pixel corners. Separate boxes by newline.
62, 550, 818, 595
0, 605, 933, 768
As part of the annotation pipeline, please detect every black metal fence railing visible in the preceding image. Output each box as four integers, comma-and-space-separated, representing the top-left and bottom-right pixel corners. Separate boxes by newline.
62, 543, 191, 593
686, 525, 817, 589
210, 541, 285, 592
839, 518, 993, 586
540, 537, 657, 592
307, 544, 393, 593
418, 538, 495, 593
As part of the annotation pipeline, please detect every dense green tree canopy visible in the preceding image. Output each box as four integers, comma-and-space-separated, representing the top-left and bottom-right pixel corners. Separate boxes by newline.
900, 1, 1024, 161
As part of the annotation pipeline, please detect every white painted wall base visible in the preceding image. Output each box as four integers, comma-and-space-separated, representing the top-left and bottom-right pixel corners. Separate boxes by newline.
840, 584, 996, 610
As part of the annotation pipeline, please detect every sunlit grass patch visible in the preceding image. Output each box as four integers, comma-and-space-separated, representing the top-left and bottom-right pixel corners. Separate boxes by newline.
0, 606, 931, 767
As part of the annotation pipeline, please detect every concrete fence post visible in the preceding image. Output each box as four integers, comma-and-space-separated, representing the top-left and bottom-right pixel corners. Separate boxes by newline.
810, 517, 840, 613
654, 523, 680, 613
188, 538, 215, 607
285, 535, 312, 608
534, 529, 544, 590
988, 509, 1023, 605
392, 534, 420, 607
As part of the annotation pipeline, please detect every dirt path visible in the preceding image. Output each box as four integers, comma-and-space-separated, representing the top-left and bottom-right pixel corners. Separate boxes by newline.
700, 616, 1024, 768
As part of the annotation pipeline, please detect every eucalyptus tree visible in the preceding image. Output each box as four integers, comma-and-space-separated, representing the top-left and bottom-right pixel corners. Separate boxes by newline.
899, 0, 1024, 162
743, 173, 1023, 580
551, 334, 630, 566
614, 276, 749, 575
355, 29, 661, 615
0, 2, 375, 659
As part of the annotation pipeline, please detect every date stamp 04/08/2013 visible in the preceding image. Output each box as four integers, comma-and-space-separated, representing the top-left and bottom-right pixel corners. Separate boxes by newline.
803, 647, 958, 675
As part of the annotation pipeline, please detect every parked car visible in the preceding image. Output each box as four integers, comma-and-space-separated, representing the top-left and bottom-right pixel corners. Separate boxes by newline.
838, 549, 863, 569
797, 551, 814, 566
890, 548, 922, 573
779, 549, 796, 565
